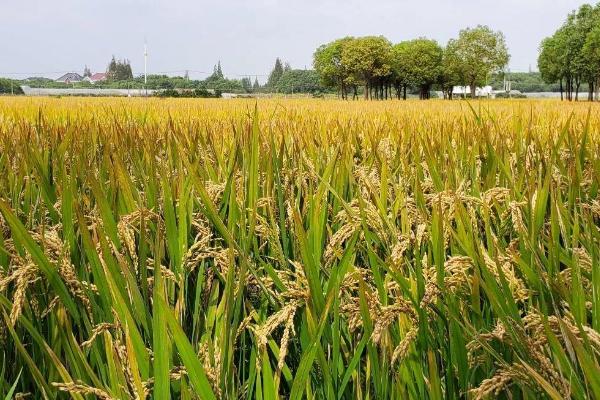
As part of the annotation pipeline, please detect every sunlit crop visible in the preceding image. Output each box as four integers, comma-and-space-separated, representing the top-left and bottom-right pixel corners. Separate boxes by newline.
0, 97, 599, 399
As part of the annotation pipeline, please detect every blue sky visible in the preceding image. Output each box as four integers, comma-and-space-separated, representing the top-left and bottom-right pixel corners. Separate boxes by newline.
0, 0, 592, 80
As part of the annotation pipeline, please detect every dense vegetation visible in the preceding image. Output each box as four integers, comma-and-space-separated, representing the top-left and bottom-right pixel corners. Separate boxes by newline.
0, 98, 599, 399
488, 72, 588, 93
15, 60, 326, 96
0, 79, 23, 95
313, 26, 509, 100
539, 2, 600, 101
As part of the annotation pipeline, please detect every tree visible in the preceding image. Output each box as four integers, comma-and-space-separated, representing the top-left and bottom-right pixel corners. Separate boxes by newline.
391, 38, 442, 99
241, 77, 252, 93
106, 56, 133, 81
275, 69, 323, 94
447, 26, 510, 98
440, 45, 463, 99
537, 3, 600, 101
582, 25, 600, 100
341, 36, 393, 100
539, 35, 566, 99
253, 77, 261, 92
391, 41, 412, 100
267, 58, 284, 89
313, 37, 354, 99
83, 65, 92, 78
206, 61, 224, 83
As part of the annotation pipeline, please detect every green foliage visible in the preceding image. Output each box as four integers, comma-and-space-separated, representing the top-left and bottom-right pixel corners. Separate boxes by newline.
446, 25, 510, 97
341, 36, 393, 98
313, 37, 355, 98
490, 72, 568, 93
274, 69, 324, 94
0, 79, 23, 95
155, 88, 220, 98
267, 58, 285, 88
391, 39, 443, 99
313, 28, 510, 100
106, 56, 134, 81
538, 2, 600, 100
205, 61, 225, 83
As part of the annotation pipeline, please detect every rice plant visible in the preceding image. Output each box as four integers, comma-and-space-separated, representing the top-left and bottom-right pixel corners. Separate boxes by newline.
0, 97, 599, 399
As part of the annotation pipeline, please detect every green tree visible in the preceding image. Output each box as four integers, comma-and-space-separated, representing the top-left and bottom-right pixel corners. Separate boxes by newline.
582, 25, 600, 100
106, 56, 133, 81
392, 38, 442, 99
313, 37, 354, 99
267, 58, 284, 89
275, 69, 323, 94
391, 41, 412, 100
537, 3, 600, 101
439, 45, 463, 99
341, 36, 393, 99
241, 77, 252, 93
447, 25, 510, 98
539, 35, 566, 99
206, 61, 224, 83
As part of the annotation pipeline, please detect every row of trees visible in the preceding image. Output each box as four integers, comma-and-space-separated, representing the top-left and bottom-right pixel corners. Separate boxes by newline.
538, 3, 600, 101
313, 26, 510, 100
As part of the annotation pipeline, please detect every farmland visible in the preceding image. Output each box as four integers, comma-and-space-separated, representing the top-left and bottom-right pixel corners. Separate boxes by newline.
0, 97, 599, 399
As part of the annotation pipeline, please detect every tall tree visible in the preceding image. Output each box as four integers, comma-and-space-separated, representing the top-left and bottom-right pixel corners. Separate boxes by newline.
391, 38, 443, 99
582, 25, 600, 100
447, 25, 510, 98
391, 41, 412, 100
537, 3, 600, 101
106, 56, 133, 81
267, 58, 284, 89
241, 77, 252, 92
440, 45, 463, 99
539, 35, 566, 100
83, 65, 92, 78
341, 36, 392, 100
313, 37, 354, 99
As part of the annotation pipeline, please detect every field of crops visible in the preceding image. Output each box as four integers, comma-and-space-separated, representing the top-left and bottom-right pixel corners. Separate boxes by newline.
0, 97, 599, 399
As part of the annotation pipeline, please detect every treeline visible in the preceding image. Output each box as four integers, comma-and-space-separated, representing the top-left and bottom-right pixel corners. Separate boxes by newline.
539, 2, 600, 101
0, 78, 24, 94
488, 72, 577, 93
313, 25, 509, 100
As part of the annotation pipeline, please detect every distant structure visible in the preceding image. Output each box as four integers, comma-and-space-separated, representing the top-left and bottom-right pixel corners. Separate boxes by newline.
452, 86, 493, 98
83, 72, 107, 84
55, 73, 83, 84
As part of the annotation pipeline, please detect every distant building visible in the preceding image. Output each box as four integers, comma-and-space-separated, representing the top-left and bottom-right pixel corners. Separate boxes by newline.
453, 85, 493, 98
84, 72, 107, 84
55, 73, 83, 84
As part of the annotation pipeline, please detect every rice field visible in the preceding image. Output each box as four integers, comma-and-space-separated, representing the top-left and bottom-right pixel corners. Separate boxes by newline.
0, 97, 599, 399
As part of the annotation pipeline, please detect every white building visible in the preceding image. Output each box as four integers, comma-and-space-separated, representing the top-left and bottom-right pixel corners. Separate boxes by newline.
452, 85, 493, 98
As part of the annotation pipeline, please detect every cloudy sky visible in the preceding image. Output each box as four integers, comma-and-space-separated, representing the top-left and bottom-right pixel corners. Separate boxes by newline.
0, 0, 591, 80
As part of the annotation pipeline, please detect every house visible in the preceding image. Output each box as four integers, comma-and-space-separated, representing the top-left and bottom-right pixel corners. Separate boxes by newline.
55, 73, 83, 84
452, 85, 493, 98
84, 72, 107, 84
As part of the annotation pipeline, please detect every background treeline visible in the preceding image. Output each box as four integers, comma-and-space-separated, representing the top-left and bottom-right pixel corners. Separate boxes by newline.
10, 60, 326, 96
313, 26, 509, 100
539, 2, 600, 101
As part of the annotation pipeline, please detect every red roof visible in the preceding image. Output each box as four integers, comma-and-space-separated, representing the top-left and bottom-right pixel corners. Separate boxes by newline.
89, 73, 107, 81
